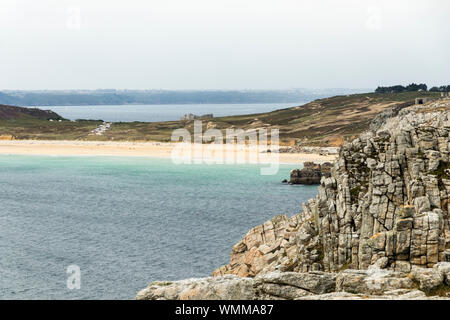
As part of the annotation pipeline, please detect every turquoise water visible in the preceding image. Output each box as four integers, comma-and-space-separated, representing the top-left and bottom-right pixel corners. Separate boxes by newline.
0, 155, 316, 299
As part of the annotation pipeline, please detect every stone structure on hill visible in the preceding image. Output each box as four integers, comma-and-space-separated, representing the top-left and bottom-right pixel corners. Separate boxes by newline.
180, 113, 213, 121
137, 99, 450, 300
289, 162, 332, 185
415, 97, 433, 105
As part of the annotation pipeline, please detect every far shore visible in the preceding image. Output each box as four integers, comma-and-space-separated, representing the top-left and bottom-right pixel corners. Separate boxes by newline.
0, 140, 337, 164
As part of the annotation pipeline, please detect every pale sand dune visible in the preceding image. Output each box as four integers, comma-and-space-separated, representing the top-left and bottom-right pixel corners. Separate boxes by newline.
0, 140, 337, 164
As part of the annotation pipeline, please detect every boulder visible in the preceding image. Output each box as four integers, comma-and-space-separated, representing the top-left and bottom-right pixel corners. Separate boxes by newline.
335, 269, 415, 295
410, 267, 444, 292
434, 262, 450, 285
257, 271, 336, 294
136, 276, 257, 300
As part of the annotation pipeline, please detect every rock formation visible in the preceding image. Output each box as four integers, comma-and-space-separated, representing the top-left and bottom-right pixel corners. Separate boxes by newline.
137, 265, 450, 300
137, 99, 450, 300
212, 214, 306, 277
289, 162, 332, 184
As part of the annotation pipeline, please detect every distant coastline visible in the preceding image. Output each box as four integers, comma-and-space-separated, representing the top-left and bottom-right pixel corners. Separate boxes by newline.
0, 89, 371, 106
1, 91, 443, 146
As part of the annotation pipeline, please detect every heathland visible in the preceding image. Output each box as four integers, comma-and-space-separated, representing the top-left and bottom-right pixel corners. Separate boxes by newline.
0, 91, 441, 146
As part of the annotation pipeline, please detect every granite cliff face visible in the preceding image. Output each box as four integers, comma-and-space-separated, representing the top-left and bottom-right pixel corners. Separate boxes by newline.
297, 99, 450, 273
137, 99, 450, 299
213, 99, 450, 277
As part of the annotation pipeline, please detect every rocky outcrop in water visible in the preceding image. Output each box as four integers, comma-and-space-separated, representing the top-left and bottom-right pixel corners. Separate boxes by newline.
289, 162, 332, 185
137, 99, 450, 300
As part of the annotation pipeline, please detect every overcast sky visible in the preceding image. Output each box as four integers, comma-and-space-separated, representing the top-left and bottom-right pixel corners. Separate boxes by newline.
0, 0, 449, 90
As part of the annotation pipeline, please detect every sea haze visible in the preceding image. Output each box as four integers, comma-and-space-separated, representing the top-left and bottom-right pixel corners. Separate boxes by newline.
35, 103, 304, 122
0, 155, 317, 299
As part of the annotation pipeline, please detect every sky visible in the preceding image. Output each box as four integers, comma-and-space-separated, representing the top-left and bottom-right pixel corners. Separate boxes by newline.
0, 0, 449, 90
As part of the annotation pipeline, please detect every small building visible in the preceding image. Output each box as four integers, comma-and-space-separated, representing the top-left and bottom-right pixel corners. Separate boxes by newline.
180, 113, 214, 121
415, 97, 431, 105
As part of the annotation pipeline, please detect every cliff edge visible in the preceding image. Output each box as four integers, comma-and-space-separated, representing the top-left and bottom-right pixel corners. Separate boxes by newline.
137, 98, 450, 300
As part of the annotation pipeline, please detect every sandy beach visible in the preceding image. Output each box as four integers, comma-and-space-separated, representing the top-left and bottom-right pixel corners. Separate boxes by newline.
0, 140, 337, 164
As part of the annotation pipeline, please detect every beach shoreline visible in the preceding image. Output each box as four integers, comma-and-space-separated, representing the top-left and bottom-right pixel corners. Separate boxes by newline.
0, 140, 337, 164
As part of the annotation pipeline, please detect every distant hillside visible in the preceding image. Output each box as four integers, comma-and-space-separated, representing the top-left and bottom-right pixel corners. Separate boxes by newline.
101, 91, 442, 145
0, 104, 64, 120
0, 89, 371, 106
0, 91, 442, 145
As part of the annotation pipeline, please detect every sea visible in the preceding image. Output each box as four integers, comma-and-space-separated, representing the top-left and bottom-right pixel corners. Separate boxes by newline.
0, 155, 317, 299
34, 103, 303, 122
1, 102, 318, 299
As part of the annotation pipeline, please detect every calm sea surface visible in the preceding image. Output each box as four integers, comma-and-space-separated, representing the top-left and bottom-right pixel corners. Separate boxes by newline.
35, 103, 305, 122
0, 155, 316, 299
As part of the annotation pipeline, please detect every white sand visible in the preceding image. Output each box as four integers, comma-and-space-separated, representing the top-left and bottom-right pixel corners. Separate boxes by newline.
0, 140, 337, 164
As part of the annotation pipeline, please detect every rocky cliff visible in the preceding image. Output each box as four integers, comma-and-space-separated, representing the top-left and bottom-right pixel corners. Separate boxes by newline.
137, 99, 450, 299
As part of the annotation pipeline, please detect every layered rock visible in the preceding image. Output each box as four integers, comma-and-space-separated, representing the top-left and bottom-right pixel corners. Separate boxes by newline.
137, 264, 450, 300
296, 100, 450, 272
212, 214, 309, 277
214, 100, 450, 277
137, 99, 450, 300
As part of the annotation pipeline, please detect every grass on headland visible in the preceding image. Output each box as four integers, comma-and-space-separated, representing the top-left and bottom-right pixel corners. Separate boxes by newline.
0, 118, 102, 140
0, 91, 442, 146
